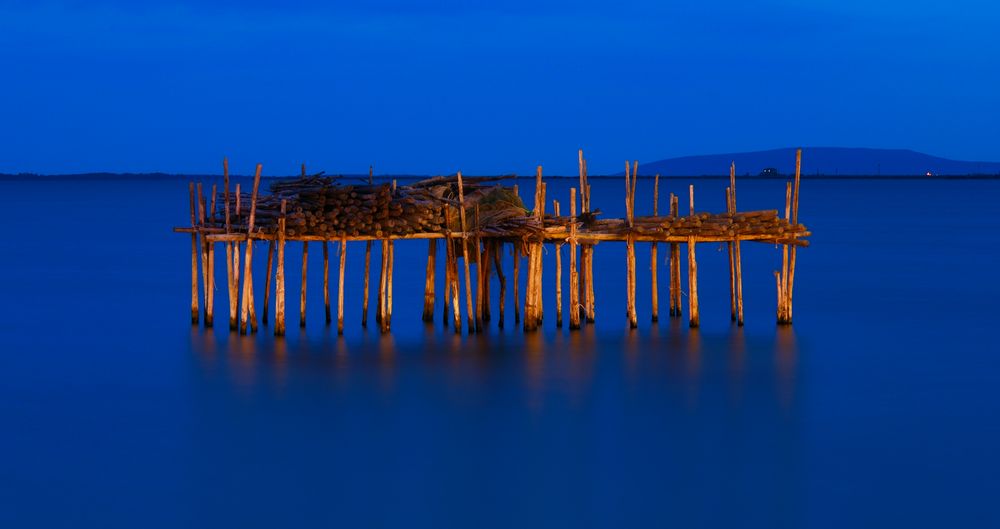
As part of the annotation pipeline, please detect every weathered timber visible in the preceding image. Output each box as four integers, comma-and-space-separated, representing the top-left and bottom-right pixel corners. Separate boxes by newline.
176, 150, 811, 334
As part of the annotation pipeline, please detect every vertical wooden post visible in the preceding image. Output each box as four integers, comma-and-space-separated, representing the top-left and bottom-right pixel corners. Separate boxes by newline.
473, 205, 483, 333
386, 240, 394, 329
482, 242, 492, 323
263, 240, 274, 325
240, 164, 262, 334
779, 181, 792, 322
457, 172, 475, 333
513, 245, 521, 324
625, 161, 637, 329
210, 185, 217, 222
442, 211, 451, 326
727, 186, 737, 321
422, 240, 436, 322
785, 148, 802, 323
223, 162, 237, 330
670, 194, 681, 318
585, 182, 595, 323
448, 234, 461, 333
324, 241, 331, 324
275, 200, 286, 336
299, 242, 308, 327
189, 182, 199, 324
493, 245, 506, 328
233, 182, 242, 329
688, 184, 699, 328
569, 188, 580, 330
651, 173, 659, 323
554, 200, 563, 328
338, 237, 347, 334
577, 150, 588, 325
207, 185, 216, 326
535, 171, 546, 326
377, 239, 387, 331
197, 183, 209, 323
730, 162, 744, 326
523, 245, 537, 331
362, 165, 373, 328
207, 240, 215, 327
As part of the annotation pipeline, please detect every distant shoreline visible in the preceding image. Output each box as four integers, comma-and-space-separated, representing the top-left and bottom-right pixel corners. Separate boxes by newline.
3, 173, 999, 181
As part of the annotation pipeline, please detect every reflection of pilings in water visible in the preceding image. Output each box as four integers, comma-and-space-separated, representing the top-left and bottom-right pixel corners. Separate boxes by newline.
775, 325, 798, 411
377, 333, 397, 394
727, 326, 747, 406
684, 327, 702, 411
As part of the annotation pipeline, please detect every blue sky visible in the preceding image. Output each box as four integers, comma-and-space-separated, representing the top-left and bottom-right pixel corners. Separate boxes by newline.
0, 1, 996, 174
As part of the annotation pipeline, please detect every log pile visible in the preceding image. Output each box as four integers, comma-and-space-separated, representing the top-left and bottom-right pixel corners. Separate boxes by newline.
212, 175, 541, 239
572, 210, 810, 245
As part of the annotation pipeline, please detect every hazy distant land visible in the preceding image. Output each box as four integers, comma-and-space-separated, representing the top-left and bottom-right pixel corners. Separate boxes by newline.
3, 148, 999, 179
636, 147, 1000, 177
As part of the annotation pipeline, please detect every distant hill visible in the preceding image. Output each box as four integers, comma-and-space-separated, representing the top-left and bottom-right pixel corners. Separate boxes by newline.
635, 147, 1000, 177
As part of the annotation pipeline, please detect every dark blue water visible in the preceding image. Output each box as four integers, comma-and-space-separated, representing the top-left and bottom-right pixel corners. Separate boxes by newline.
1, 177, 998, 528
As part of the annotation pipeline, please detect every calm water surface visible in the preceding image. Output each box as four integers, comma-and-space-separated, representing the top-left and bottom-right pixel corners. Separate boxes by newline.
1, 177, 998, 528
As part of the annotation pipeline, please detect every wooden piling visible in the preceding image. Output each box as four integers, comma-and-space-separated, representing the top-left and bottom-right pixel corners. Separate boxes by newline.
536, 171, 546, 325
197, 183, 209, 323
207, 185, 217, 326
585, 183, 595, 323
300, 242, 308, 327
625, 161, 637, 329
223, 160, 237, 329
569, 188, 580, 330
263, 241, 274, 325
651, 173, 659, 323
338, 237, 347, 334
473, 205, 483, 333
577, 151, 588, 324
422, 240, 436, 322
554, 200, 563, 328
387, 241, 394, 329
457, 172, 475, 333
688, 184, 699, 328
727, 187, 736, 321
730, 162, 744, 326
778, 181, 792, 322
494, 245, 507, 328
513, 245, 521, 324
442, 215, 452, 326
207, 240, 215, 327
482, 239, 494, 327
240, 164, 262, 334
210, 184, 217, 220
233, 181, 242, 328
362, 165, 373, 328
275, 200, 286, 336
447, 235, 461, 333
189, 182, 199, 324
377, 239, 388, 331
323, 241, 331, 324
670, 194, 681, 318
786, 148, 802, 323
523, 245, 537, 332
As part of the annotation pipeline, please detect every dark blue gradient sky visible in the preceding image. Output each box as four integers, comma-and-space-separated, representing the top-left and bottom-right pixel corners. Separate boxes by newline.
1, 1, 996, 174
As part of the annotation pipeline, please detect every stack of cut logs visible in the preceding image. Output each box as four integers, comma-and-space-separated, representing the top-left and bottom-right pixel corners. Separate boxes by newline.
575, 210, 809, 243
215, 175, 542, 239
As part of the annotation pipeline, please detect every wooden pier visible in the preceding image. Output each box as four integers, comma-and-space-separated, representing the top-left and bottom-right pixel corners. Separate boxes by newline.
175, 150, 810, 335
